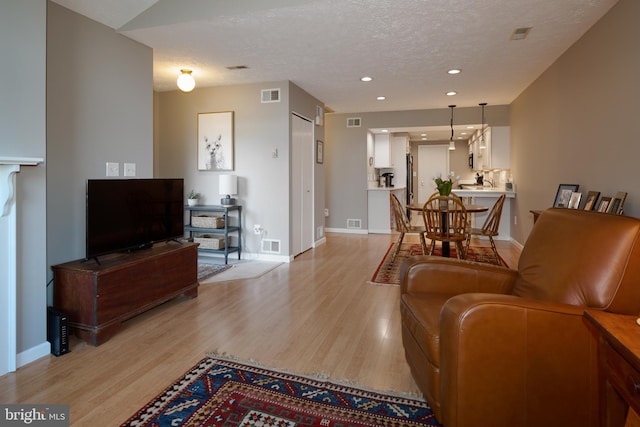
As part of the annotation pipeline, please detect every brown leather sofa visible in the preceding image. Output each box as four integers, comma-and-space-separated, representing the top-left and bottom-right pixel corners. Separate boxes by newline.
400, 208, 640, 426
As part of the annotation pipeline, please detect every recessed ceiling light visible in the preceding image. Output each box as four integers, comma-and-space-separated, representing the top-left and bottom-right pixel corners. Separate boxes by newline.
360, 76, 373, 82
447, 69, 462, 75
421, 137, 427, 141
461, 132, 468, 135
376, 96, 386, 101
381, 129, 389, 133
446, 91, 457, 96
466, 125, 475, 129
421, 133, 427, 137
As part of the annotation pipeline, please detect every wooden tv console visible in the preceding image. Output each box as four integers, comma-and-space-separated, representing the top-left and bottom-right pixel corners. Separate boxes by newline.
52, 242, 199, 346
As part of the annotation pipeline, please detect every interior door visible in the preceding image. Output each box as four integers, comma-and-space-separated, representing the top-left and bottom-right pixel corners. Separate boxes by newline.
291, 113, 314, 256
417, 145, 449, 204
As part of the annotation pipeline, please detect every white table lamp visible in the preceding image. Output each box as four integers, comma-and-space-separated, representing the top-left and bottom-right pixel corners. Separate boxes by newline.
219, 174, 237, 205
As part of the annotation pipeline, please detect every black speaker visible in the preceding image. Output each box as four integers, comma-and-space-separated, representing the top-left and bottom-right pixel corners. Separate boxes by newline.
47, 307, 70, 357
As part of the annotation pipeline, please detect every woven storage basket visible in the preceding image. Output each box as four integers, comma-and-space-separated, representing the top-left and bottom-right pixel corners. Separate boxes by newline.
193, 235, 226, 249
192, 215, 224, 229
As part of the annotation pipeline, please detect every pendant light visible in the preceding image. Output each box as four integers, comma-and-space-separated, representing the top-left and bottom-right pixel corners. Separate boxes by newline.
448, 105, 456, 150
177, 69, 195, 92
479, 102, 487, 149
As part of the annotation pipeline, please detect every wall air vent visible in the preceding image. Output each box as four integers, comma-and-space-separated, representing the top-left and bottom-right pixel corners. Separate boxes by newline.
347, 117, 361, 128
347, 219, 362, 229
261, 88, 281, 103
510, 27, 532, 41
261, 239, 281, 254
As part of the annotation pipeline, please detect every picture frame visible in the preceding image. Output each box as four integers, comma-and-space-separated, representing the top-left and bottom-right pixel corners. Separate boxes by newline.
197, 111, 234, 171
613, 191, 627, 215
583, 191, 600, 211
316, 140, 324, 164
553, 184, 579, 208
568, 192, 582, 209
607, 197, 621, 214
597, 196, 611, 213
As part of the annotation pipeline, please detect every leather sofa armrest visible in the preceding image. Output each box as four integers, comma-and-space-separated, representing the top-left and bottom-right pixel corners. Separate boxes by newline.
399, 255, 518, 296
439, 293, 597, 426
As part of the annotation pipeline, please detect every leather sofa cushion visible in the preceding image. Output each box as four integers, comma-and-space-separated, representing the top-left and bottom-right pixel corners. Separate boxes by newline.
401, 293, 451, 368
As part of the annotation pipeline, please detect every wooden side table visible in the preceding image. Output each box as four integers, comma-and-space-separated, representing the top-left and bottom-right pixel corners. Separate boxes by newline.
585, 310, 640, 427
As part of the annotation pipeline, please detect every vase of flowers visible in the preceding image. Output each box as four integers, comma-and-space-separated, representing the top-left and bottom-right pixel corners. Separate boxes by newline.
434, 172, 459, 196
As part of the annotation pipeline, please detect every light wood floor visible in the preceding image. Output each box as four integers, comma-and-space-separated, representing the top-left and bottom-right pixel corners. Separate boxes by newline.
0, 232, 522, 426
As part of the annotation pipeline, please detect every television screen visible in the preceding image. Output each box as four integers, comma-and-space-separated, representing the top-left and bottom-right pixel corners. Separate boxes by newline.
86, 178, 184, 259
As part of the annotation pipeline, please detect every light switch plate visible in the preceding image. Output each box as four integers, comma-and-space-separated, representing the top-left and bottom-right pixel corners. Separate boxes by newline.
106, 162, 119, 176
124, 163, 136, 177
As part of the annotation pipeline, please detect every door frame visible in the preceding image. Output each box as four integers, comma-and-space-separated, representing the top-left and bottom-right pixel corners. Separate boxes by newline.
291, 112, 315, 256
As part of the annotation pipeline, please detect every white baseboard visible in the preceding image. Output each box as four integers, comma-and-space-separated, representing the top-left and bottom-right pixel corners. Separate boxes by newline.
325, 227, 368, 235
17, 341, 50, 368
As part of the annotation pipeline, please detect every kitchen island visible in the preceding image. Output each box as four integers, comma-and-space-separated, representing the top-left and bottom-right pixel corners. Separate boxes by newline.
452, 187, 516, 240
368, 186, 406, 234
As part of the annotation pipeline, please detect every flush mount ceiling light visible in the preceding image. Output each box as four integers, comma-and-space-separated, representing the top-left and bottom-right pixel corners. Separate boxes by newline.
449, 105, 456, 150
177, 69, 195, 92
479, 102, 487, 149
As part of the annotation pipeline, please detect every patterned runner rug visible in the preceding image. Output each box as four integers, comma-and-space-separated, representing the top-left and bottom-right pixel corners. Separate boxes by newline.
120, 356, 441, 426
197, 263, 232, 281
370, 242, 508, 286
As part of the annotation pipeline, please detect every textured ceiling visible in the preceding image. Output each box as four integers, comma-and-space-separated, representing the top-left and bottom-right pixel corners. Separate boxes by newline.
51, 0, 618, 117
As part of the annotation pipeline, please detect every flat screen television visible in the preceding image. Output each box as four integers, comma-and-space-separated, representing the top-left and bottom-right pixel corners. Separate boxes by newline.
86, 178, 184, 260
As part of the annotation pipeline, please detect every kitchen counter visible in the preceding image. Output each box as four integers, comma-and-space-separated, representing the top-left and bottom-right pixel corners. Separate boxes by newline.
367, 186, 406, 191
367, 187, 406, 234
452, 188, 516, 198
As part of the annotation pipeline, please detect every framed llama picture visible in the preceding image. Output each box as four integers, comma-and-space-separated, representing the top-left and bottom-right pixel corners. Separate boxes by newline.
197, 111, 234, 171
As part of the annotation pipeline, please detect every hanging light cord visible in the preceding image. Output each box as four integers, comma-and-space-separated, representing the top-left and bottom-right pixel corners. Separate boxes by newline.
449, 105, 456, 142
479, 102, 487, 146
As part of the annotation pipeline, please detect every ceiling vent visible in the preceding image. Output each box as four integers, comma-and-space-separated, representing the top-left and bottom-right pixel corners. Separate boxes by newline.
261, 88, 281, 103
346, 117, 361, 128
226, 65, 249, 70
510, 27, 532, 41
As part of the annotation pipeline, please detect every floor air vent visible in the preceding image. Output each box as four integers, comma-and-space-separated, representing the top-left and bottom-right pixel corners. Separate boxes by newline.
347, 219, 362, 229
346, 117, 361, 128
261, 88, 281, 103
262, 239, 281, 254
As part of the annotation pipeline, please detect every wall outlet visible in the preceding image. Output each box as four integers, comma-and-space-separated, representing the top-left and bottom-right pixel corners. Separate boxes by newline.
324, 208, 329, 217
253, 224, 263, 235
106, 162, 119, 177
124, 162, 136, 177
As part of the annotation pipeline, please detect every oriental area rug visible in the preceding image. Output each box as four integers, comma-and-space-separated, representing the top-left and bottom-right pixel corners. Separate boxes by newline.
370, 242, 508, 286
197, 263, 233, 281
120, 356, 441, 426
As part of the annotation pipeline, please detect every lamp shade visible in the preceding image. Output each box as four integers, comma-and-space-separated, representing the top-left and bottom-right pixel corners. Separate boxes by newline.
177, 69, 195, 92
219, 175, 237, 195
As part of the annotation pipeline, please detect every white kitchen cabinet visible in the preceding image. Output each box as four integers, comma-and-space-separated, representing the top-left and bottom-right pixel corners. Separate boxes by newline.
471, 126, 510, 171
374, 133, 393, 168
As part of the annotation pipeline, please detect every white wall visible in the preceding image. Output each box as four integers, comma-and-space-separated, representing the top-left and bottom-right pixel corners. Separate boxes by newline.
509, 0, 640, 243
156, 81, 325, 258
0, 1, 47, 365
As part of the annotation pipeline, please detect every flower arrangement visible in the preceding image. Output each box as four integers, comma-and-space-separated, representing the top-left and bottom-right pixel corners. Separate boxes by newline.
434, 172, 459, 196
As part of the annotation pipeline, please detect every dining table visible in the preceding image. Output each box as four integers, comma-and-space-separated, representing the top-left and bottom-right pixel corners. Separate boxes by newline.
407, 202, 489, 257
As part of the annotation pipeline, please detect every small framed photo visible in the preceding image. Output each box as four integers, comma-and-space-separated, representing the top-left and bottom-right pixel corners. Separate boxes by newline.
316, 140, 324, 164
613, 191, 627, 215
607, 198, 621, 214
583, 191, 600, 211
597, 196, 611, 213
568, 192, 582, 209
553, 184, 579, 208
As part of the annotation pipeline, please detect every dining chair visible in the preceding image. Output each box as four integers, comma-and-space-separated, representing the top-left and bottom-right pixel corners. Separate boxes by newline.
390, 193, 427, 261
422, 194, 468, 259
464, 194, 506, 264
